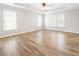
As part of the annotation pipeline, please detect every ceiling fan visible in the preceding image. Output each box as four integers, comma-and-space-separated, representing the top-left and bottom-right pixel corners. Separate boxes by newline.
42, 3, 46, 7
41, 3, 53, 10
42, 3, 53, 7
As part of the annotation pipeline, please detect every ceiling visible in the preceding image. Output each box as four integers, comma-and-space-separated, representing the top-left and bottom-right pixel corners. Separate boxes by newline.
14, 3, 69, 11
4, 3, 79, 14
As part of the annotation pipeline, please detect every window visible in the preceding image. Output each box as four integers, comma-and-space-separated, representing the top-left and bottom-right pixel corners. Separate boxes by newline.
44, 14, 65, 28
49, 15, 57, 27
57, 14, 65, 27
37, 15, 42, 27
3, 10, 16, 31
45, 15, 50, 26
44, 15, 57, 27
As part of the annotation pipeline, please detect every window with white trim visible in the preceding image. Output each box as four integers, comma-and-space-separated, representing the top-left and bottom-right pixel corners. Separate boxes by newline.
3, 10, 17, 31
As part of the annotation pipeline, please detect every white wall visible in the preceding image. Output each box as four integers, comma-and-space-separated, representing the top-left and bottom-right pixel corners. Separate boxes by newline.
64, 10, 79, 33
0, 4, 42, 37
45, 9, 79, 33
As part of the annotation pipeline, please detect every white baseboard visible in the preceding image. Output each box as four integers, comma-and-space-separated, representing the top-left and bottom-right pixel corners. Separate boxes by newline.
0, 27, 79, 39
45, 27, 79, 34
62, 30, 79, 34
0, 27, 42, 38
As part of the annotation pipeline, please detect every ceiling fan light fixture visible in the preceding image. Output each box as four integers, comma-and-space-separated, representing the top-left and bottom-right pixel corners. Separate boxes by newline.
41, 3, 48, 10
42, 3, 46, 7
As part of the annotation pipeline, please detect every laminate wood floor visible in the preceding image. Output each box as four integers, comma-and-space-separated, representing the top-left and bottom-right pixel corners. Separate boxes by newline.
0, 30, 79, 56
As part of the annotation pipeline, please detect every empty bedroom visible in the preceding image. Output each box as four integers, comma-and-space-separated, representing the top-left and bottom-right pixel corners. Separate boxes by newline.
0, 3, 79, 56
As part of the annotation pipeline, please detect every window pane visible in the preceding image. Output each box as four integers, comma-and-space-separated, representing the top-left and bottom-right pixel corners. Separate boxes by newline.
57, 14, 65, 27
45, 15, 50, 26
37, 15, 42, 27
49, 15, 57, 26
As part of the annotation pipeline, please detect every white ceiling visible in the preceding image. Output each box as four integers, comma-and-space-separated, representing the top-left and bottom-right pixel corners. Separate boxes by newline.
14, 3, 69, 11
4, 3, 79, 14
